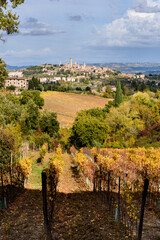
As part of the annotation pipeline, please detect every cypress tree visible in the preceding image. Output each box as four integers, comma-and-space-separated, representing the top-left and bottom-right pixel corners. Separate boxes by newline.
28, 80, 34, 90
115, 81, 123, 106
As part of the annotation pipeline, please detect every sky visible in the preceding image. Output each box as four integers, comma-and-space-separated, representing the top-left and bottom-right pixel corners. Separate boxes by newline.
1, 0, 160, 65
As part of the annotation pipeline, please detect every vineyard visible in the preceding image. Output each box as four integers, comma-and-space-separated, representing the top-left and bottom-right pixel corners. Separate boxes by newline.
0, 156, 32, 211
1, 143, 160, 239
42, 147, 63, 239
71, 146, 160, 239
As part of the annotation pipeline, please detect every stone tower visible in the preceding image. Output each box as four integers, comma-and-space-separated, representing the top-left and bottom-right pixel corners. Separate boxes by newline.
70, 57, 72, 68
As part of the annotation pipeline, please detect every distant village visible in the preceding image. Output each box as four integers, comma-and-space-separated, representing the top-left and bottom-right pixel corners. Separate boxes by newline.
5, 58, 152, 94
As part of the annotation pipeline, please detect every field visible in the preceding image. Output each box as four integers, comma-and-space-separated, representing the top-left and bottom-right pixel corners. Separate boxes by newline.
41, 91, 110, 127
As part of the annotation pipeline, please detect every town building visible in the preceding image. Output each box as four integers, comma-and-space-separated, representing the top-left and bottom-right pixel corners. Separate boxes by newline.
8, 71, 24, 78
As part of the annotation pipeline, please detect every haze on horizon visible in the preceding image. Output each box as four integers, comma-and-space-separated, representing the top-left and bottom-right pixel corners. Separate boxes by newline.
1, 0, 160, 66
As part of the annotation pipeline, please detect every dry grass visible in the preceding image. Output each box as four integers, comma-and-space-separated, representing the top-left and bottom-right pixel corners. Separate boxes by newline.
41, 91, 110, 128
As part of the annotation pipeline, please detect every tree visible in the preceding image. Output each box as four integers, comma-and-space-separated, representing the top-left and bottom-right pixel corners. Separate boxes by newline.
139, 82, 147, 92
20, 90, 44, 108
131, 80, 139, 91
85, 86, 91, 92
76, 87, 82, 91
0, 97, 22, 125
6, 85, 16, 91
70, 111, 108, 149
0, 58, 8, 89
105, 85, 112, 94
28, 79, 34, 90
115, 81, 123, 106
28, 77, 42, 90
0, 1, 24, 89
26, 100, 40, 130
0, 0, 24, 38
20, 100, 40, 132
40, 110, 59, 137
32, 76, 40, 89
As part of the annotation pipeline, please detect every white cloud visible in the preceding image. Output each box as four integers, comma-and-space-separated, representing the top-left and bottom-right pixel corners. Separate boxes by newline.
91, 0, 160, 47
134, 0, 160, 13
0, 48, 53, 58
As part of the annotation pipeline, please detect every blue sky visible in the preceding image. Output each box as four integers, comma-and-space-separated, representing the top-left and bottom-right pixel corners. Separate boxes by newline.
1, 0, 160, 65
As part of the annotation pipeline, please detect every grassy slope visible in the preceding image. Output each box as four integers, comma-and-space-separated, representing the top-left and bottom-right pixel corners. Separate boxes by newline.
27, 151, 54, 189
41, 91, 110, 128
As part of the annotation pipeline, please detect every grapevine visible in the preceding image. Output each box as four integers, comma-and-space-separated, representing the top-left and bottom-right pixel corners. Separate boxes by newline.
71, 146, 160, 235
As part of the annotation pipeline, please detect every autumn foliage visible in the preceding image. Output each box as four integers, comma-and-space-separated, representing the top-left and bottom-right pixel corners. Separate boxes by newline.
17, 157, 32, 179
45, 147, 63, 201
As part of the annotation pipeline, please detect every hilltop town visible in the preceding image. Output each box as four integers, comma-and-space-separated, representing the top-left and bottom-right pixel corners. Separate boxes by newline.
6, 58, 154, 96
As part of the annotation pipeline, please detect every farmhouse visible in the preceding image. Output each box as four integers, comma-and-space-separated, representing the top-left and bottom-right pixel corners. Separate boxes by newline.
5, 77, 28, 90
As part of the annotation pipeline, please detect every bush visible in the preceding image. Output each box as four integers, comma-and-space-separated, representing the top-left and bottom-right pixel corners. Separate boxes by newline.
39, 144, 47, 162
17, 157, 32, 179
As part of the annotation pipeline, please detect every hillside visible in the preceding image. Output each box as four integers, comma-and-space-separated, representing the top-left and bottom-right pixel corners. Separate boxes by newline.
41, 91, 110, 127
93, 62, 160, 74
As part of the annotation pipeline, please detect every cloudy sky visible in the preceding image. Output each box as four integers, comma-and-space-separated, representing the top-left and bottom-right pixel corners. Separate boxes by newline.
1, 0, 160, 65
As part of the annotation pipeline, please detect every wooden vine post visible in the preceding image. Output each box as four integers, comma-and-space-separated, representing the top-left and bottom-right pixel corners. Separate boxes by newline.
138, 178, 149, 240
1, 168, 4, 208
93, 166, 96, 192
42, 171, 52, 240
118, 177, 121, 223
107, 172, 110, 205
99, 165, 102, 192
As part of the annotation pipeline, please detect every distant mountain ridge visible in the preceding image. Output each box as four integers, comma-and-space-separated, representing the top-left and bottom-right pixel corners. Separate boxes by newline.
90, 63, 160, 74
7, 65, 30, 71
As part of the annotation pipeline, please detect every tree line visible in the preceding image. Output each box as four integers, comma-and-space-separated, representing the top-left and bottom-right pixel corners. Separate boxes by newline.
69, 89, 160, 149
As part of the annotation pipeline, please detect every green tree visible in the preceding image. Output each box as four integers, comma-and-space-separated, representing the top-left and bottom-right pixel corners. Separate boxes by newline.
6, 85, 16, 91
20, 90, 44, 107
85, 86, 91, 91
26, 100, 40, 130
115, 81, 123, 106
0, 0, 24, 38
20, 100, 40, 133
0, 58, 8, 89
32, 76, 40, 89
139, 82, 147, 92
131, 80, 139, 91
70, 111, 108, 149
40, 110, 59, 137
28, 77, 42, 90
28, 80, 34, 90
0, 97, 22, 125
